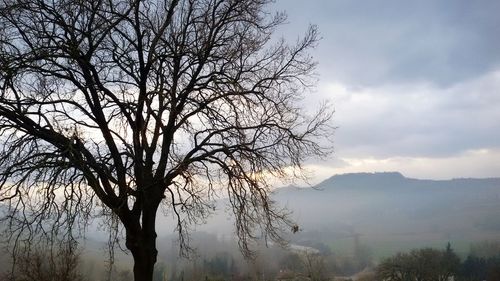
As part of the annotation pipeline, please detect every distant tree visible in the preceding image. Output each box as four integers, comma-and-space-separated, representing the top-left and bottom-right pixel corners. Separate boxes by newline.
441, 242, 460, 280
353, 243, 373, 270
457, 254, 500, 281
459, 255, 487, 281
0, 1, 332, 281
3, 239, 84, 281
376, 245, 460, 281
279, 252, 304, 272
303, 251, 329, 281
376, 252, 415, 281
204, 252, 231, 278
279, 250, 330, 281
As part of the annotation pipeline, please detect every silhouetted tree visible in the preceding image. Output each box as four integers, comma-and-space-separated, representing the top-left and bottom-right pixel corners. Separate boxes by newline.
0, 0, 331, 280
442, 242, 460, 281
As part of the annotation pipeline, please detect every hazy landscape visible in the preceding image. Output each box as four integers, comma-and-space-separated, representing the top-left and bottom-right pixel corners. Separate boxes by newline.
5, 171, 496, 280
277, 172, 500, 257
1, 0, 499, 280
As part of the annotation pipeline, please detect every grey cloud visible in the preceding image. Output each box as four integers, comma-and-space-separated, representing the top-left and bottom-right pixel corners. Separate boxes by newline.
330, 72, 500, 158
274, 0, 500, 87
270, 0, 500, 178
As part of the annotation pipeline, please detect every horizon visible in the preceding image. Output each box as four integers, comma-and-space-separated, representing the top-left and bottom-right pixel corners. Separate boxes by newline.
323, 171, 500, 181
279, 170, 500, 189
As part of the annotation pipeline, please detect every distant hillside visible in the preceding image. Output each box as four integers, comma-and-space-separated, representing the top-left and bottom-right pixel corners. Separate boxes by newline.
272, 172, 500, 257
316, 172, 500, 190
275, 172, 500, 225
175, 172, 500, 239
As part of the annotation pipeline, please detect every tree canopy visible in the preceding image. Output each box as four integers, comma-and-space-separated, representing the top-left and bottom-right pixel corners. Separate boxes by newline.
376, 244, 460, 281
0, 0, 332, 280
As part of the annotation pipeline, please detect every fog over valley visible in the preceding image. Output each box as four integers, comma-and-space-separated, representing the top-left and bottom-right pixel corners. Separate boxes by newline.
53, 171, 500, 279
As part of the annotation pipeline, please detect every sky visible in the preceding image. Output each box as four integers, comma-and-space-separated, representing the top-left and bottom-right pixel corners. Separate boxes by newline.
273, 0, 500, 181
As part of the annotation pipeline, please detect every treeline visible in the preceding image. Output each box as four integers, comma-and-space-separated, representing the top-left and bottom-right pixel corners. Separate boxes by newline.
0, 231, 373, 281
2, 233, 500, 281
376, 242, 500, 281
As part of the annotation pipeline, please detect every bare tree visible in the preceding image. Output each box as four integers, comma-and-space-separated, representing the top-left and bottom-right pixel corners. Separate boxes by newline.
4, 238, 84, 281
376, 246, 460, 281
0, 0, 332, 280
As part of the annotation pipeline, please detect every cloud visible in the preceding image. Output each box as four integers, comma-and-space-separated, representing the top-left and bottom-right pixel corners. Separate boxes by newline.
325, 70, 500, 158
275, 0, 500, 87
296, 148, 500, 184
272, 0, 500, 180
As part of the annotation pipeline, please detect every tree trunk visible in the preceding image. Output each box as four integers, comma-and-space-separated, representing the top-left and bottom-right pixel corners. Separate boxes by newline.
130, 239, 157, 281
125, 200, 160, 281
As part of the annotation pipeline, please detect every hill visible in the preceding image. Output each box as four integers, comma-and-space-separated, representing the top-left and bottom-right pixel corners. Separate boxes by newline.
273, 172, 500, 257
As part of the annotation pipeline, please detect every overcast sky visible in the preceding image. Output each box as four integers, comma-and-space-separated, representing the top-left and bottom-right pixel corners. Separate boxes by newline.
273, 0, 500, 181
